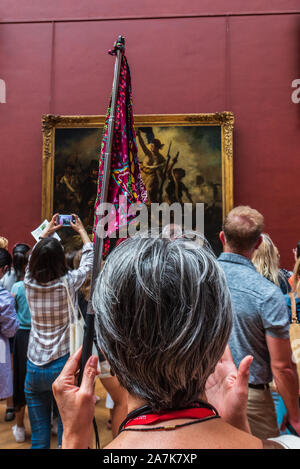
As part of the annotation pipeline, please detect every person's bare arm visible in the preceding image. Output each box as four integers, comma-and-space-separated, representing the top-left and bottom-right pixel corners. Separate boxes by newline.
266, 334, 300, 433
39, 213, 61, 238
136, 129, 151, 157
40, 214, 90, 245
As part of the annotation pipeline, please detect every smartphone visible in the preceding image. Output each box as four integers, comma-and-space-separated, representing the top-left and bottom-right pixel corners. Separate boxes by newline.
58, 214, 74, 226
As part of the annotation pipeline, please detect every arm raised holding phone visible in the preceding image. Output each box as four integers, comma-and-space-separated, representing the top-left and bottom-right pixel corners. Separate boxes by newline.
70, 214, 91, 245
40, 213, 91, 245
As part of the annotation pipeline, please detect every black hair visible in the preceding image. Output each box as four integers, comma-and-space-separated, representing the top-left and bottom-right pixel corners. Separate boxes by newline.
29, 238, 67, 283
13, 244, 30, 282
0, 248, 12, 270
297, 241, 300, 259
13, 243, 30, 255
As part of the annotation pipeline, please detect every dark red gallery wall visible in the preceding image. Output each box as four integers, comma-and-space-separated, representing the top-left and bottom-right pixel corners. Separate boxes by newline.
1, 0, 300, 20
0, 1, 299, 268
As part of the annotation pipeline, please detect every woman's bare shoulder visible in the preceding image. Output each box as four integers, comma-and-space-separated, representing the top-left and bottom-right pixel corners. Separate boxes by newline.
104, 420, 264, 450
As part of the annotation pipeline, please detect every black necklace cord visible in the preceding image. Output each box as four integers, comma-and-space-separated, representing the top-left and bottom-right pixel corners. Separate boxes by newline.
118, 405, 153, 435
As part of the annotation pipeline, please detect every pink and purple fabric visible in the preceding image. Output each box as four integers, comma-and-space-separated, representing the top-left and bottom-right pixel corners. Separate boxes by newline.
93, 47, 147, 258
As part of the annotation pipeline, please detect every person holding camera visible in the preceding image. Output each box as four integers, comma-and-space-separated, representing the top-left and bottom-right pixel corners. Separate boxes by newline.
24, 213, 93, 449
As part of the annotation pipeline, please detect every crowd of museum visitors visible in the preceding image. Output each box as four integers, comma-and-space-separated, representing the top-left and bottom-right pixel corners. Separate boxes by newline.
0, 206, 300, 449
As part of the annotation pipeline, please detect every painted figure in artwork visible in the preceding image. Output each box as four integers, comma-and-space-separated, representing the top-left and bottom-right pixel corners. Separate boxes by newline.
59, 163, 81, 213
166, 167, 193, 205
136, 129, 167, 204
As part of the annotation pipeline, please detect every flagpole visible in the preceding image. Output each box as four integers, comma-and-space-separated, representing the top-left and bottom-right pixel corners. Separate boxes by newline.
78, 35, 125, 384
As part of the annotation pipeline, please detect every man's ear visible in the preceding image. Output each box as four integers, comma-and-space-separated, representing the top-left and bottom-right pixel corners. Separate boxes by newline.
254, 235, 263, 250
219, 231, 226, 246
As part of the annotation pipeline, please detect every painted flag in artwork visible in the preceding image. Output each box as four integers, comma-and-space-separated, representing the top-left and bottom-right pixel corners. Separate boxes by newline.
93, 45, 147, 258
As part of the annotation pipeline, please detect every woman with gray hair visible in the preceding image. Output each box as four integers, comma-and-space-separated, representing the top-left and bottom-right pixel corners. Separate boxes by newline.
53, 233, 300, 449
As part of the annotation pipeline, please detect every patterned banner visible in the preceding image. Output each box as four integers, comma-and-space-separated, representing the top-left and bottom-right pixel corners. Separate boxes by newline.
93, 51, 147, 258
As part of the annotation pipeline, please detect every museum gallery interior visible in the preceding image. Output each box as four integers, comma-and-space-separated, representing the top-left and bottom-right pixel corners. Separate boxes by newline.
0, 0, 300, 451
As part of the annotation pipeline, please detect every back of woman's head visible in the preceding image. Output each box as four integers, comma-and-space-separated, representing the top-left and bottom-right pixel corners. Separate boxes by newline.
13, 243, 30, 281
252, 233, 280, 285
93, 233, 232, 412
0, 248, 12, 270
29, 238, 67, 283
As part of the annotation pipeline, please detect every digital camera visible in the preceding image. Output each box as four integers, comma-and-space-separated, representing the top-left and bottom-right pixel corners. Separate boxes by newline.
58, 214, 75, 226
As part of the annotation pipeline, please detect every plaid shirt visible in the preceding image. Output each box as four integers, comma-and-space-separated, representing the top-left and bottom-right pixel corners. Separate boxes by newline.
24, 242, 94, 366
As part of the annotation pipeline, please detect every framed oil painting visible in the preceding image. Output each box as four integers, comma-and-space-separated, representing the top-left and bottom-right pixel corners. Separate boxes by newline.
41, 112, 234, 254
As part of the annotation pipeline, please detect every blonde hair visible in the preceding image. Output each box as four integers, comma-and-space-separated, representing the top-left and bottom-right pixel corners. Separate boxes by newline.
0, 237, 8, 250
292, 257, 300, 296
223, 206, 264, 251
252, 233, 280, 286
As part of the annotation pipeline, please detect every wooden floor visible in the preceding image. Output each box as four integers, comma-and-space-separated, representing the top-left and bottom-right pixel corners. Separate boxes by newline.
0, 378, 113, 449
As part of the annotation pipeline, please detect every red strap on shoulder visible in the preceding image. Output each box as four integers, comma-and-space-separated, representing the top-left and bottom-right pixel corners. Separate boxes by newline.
124, 407, 217, 428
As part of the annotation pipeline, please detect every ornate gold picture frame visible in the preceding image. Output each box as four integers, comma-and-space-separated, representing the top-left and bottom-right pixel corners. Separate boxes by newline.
41, 112, 233, 253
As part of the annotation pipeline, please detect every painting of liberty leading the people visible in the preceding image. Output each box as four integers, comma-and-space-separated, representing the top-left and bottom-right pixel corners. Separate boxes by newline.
136, 125, 223, 254
53, 124, 223, 254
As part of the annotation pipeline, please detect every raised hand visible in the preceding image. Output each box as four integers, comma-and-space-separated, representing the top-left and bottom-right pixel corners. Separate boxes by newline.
70, 214, 91, 244
40, 213, 61, 238
205, 346, 253, 433
70, 214, 85, 233
52, 347, 100, 449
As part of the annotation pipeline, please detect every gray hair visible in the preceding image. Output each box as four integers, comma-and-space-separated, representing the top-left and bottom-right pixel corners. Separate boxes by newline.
92, 232, 232, 411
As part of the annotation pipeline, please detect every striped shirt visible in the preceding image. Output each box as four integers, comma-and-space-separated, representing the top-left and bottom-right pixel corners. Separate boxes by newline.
24, 242, 94, 366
